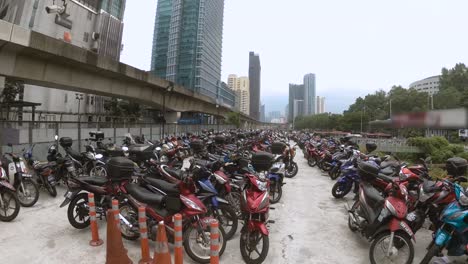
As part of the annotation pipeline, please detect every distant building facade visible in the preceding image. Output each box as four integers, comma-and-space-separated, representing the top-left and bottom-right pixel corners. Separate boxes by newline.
249, 52, 261, 120
227, 74, 250, 115
150, 0, 235, 108
260, 104, 265, 122
288, 84, 305, 122
316, 96, 325, 114
409, 76, 440, 95
0, 0, 126, 121
304, 73, 316, 115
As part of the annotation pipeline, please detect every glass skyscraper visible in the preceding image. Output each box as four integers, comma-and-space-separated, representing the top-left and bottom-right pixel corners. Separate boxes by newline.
151, 0, 230, 105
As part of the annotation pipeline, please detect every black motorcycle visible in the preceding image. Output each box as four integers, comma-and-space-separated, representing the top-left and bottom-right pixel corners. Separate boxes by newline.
23, 144, 58, 197
0, 160, 20, 221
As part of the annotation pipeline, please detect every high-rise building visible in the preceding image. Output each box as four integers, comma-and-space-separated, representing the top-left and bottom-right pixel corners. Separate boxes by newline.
267, 111, 281, 122
304, 73, 316, 115
316, 96, 325, 114
249, 52, 261, 120
260, 104, 265, 123
227, 74, 250, 115
151, 0, 234, 107
288, 84, 304, 122
0, 0, 126, 121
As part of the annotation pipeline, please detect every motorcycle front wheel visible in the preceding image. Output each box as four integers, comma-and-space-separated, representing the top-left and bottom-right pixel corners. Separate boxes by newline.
331, 181, 352, 199
419, 243, 441, 264
0, 189, 20, 222
285, 162, 298, 178
215, 204, 238, 240
240, 229, 269, 264
67, 192, 91, 229
307, 157, 317, 167
269, 179, 282, 204
184, 223, 227, 264
17, 179, 40, 207
44, 179, 57, 197
369, 231, 414, 264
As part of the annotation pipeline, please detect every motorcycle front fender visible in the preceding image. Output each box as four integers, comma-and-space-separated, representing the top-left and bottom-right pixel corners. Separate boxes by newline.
0, 180, 16, 191
59, 190, 80, 208
434, 228, 451, 247
247, 220, 269, 236
372, 218, 415, 242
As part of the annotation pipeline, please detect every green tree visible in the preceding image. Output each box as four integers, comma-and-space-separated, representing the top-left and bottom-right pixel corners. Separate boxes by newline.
0, 80, 23, 102
226, 112, 241, 128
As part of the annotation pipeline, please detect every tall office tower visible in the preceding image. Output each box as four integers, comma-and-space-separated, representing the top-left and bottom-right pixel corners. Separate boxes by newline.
304, 73, 316, 115
151, 0, 235, 107
288, 84, 304, 122
260, 103, 265, 122
248, 51, 261, 120
0, 0, 126, 121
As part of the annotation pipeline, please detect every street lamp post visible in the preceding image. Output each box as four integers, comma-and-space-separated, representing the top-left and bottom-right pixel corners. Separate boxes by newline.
360, 106, 366, 134
75, 93, 84, 152
162, 82, 174, 139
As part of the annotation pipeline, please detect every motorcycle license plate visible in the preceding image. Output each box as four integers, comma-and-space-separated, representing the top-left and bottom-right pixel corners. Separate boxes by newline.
64, 191, 73, 199
22, 174, 32, 178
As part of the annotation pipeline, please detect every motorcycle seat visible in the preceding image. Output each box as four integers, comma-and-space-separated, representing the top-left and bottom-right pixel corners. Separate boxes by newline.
81, 177, 108, 186
380, 161, 399, 169
380, 167, 395, 176
376, 173, 395, 182
422, 180, 439, 193
66, 148, 83, 161
126, 183, 165, 205
145, 178, 180, 195
362, 183, 385, 209
165, 168, 185, 181
34, 161, 56, 170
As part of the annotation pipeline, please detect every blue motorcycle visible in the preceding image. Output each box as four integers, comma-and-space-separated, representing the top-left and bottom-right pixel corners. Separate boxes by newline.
331, 162, 359, 198
420, 178, 468, 264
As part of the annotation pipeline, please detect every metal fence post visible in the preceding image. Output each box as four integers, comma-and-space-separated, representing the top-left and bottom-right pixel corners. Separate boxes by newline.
150, 125, 153, 141
112, 119, 116, 143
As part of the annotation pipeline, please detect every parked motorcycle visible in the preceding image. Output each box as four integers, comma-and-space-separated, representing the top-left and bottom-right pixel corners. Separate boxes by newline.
23, 144, 58, 197
347, 161, 415, 264
239, 152, 272, 264
1, 144, 39, 207
0, 160, 20, 222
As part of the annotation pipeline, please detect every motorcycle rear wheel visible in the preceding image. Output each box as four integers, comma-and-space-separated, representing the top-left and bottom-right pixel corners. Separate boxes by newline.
0, 189, 20, 222
17, 179, 39, 207
285, 162, 298, 178
240, 229, 269, 264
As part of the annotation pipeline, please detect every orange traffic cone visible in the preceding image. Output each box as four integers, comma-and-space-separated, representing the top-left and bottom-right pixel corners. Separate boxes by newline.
152, 221, 172, 264
105, 210, 133, 264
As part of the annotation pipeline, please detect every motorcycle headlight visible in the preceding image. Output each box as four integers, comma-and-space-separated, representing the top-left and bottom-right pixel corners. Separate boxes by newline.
256, 179, 268, 192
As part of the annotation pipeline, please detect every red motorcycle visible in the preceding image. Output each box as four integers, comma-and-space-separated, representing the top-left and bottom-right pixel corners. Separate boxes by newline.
347, 161, 415, 264
239, 171, 271, 264
121, 171, 227, 264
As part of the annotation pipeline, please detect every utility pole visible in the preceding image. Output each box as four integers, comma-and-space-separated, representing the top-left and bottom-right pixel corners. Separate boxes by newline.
75, 93, 84, 152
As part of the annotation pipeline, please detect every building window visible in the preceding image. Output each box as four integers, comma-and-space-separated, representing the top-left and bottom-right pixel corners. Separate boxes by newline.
83, 32, 89, 42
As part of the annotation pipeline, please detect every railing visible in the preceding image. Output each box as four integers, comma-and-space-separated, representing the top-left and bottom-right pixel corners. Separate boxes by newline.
0, 120, 239, 159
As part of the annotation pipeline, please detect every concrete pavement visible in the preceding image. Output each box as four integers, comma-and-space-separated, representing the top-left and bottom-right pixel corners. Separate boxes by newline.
1, 156, 466, 263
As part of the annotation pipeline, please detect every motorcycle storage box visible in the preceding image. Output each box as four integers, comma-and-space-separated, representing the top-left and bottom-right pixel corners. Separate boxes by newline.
190, 140, 205, 153
89, 131, 104, 141
214, 135, 225, 144
107, 157, 134, 180
446, 157, 467, 177
271, 142, 287, 155
366, 143, 377, 153
251, 152, 274, 172
59, 137, 73, 148
358, 161, 380, 181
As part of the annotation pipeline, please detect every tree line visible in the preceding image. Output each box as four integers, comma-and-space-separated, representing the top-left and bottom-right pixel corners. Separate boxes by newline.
295, 63, 468, 136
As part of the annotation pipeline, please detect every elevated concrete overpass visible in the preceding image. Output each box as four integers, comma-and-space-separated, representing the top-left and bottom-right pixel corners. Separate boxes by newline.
0, 20, 259, 125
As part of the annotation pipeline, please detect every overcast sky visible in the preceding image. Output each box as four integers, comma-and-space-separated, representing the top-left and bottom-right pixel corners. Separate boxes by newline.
120, 0, 468, 114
